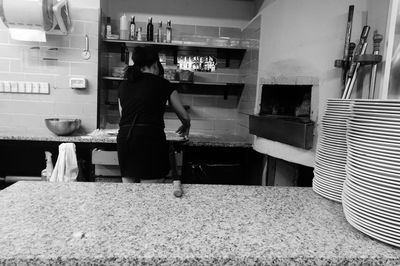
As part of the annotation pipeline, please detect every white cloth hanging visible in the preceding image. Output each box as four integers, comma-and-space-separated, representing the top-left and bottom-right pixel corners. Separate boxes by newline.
49, 143, 78, 182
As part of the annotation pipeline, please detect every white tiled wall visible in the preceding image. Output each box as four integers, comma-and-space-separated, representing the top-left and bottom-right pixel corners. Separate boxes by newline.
0, 6, 100, 135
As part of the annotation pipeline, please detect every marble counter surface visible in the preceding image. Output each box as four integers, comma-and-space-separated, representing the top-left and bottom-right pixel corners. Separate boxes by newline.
0, 130, 251, 147
0, 182, 399, 265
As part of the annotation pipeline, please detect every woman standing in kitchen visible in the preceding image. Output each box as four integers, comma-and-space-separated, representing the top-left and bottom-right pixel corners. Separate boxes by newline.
117, 46, 190, 183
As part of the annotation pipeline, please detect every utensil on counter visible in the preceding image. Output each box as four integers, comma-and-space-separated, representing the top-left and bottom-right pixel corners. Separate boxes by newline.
45, 118, 81, 136
341, 5, 355, 85
342, 25, 370, 99
368, 31, 383, 99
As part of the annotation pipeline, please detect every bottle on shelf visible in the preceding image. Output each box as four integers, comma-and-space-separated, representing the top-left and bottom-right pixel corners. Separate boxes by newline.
106, 17, 112, 38
166, 20, 172, 43
119, 13, 129, 40
147, 17, 154, 42
156, 21, 163, 43
137, 27, 143, 41
130, 16, 136, 40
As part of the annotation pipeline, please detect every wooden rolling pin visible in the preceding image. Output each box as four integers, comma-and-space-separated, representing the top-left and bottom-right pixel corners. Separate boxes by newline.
173, 180, 183, 197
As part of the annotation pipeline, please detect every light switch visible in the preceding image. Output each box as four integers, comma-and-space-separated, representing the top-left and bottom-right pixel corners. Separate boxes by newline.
39, 82, 50, 94
25, 82, 32, 93
10, 82, 18, 93
32, 82, 40, 93
18, 82, 25, 93
4, 82, 11, 92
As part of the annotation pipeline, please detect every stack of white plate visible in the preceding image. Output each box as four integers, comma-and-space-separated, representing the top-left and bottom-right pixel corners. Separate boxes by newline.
313, 99, 352, 202
342, 99, 400, 248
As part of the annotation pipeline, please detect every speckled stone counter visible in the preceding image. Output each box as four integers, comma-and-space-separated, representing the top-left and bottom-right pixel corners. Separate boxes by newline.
0, 131, 184, 144
0, 131, 251, 147
0, 182, 399, 265
184, 133, 251, 147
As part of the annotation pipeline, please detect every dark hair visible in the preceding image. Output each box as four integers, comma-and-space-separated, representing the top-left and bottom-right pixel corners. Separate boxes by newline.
125, 46, 160, 81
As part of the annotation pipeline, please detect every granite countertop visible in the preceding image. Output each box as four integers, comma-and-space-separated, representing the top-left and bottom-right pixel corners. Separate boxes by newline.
0, 130, 251, 147
0, 182, 399, 265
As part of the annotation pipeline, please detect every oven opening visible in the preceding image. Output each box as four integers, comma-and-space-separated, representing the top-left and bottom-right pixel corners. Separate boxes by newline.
259, 84, 312, 120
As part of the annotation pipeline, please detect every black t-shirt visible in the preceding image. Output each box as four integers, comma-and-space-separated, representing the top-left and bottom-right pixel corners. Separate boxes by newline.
118, 73, 175, 127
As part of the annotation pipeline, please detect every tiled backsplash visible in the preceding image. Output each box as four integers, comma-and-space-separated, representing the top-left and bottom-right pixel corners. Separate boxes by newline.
0, 6, 259, 138
102, 20, 258, 137
0, 6, 99, 135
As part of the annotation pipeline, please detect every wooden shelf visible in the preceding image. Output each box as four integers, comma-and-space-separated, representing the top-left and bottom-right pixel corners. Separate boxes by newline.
103, 39, 246, 51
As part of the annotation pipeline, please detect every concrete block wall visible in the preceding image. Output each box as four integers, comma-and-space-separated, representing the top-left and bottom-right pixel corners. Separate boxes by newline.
0, 5, 99, 135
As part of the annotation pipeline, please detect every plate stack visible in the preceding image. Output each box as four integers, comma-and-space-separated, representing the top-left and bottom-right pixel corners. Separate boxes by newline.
313, 99, 352, 202
342, 100, 400, 248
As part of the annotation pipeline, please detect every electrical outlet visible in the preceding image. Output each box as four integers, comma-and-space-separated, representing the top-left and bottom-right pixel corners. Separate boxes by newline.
4, 82, 11, 92
39, 82, 50, 94
10, 82, 18, 93
32, 82, 40, 93
18, 82, 25, 93
25, 82, 32, 93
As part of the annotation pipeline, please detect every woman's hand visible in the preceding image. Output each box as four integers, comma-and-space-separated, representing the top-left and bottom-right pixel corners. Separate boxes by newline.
169, 90, 191, 139
176, 122, 190, 139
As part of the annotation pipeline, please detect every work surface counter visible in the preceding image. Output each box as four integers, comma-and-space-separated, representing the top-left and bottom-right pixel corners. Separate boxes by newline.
0, 131, 251, 147
0, 182, 399, 265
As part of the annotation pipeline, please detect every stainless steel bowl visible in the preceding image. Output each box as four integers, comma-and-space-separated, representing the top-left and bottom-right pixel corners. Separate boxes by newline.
45, 118, 81, 136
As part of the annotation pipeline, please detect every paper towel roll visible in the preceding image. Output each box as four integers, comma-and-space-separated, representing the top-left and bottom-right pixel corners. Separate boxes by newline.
3, 0, 51, 42
9, 28, 47, 42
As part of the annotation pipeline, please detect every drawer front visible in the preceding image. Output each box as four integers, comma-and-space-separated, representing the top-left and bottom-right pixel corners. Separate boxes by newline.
92, 149, 119, 165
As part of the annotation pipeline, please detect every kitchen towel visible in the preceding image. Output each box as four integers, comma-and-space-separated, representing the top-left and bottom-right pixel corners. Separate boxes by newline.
49, 143, 78, 182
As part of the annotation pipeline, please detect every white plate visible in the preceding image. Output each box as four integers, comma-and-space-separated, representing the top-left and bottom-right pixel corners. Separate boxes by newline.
315, 151, 346, 165
318, 132, 347, 142
347, 152, 400, 175
313, 178, 343, 194
346, 175, 400, 203
317, 143, 347, 154
343, 182, 400, 216
347, 128, 400, 141
343, 205, 400, 244
347, 134, 400, 152
343, 195, 400, 231
352, 110, 400, 118
347, 149, 400, 170
352, 114, 400, 123
312, 182, 342, 202
347, 131, 400, 146
348, 119, 400, 130
314, 166, 346, 179
343, 198, 400, 234
352, 107, 400, 116
346, 171, 400, 199
346, 159, 400, 182
346, 161, 400, 185
345, 178, 400, 207
348, 121, 400, 136
344, 213, 400, 248
347, 143, 400, 162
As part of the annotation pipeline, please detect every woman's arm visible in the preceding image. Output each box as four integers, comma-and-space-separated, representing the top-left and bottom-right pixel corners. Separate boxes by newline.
118, 98, 122, 116
169, 90, 191, 138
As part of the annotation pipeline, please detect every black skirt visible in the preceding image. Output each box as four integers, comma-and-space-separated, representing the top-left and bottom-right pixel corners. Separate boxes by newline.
117, 125, 170, 179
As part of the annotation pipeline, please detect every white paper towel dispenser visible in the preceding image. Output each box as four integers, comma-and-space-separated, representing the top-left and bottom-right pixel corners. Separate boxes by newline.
0, 0, 70, 42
